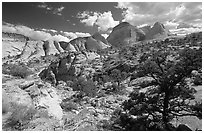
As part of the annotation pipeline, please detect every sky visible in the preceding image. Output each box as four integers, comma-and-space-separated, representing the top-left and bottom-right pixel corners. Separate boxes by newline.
2, 2, 202, 42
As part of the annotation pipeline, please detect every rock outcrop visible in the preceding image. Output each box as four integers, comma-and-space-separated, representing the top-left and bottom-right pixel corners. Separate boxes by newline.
2, 33, 59, 62
139, 25, 151, 35
55, 36, 110, 59
54, 41, 64, 53
107, 22, 145, 48
43, 40, 50, 56
39, 53, 78, 85
92, 32, 109, 45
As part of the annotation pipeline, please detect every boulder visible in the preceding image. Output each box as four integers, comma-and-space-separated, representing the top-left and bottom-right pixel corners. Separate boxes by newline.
191, 70, 200, 77
37, 84, 63, 121
19, 80, 34, 90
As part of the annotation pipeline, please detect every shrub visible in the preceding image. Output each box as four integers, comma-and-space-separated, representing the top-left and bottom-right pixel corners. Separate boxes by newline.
73, 76, 98, 97
193, 75, 202, 86
2, 63, 33, 78
60, 101, 78, 112
3, 103, 37, 131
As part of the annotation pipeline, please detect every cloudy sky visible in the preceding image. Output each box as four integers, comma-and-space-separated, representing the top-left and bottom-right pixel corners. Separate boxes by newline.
2, 2, 202, 41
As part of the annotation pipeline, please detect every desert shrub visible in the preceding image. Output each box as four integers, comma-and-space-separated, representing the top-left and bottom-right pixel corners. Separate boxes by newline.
108, 69, 128, 93
60, 101, 78, 112
193, 75, 202, 86
73, 77, 98, 97
3, 103, 37, 131
2, 63, 33, 78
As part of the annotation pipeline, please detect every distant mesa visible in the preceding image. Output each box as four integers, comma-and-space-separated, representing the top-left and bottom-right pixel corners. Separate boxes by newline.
107, 22, 145, 48
106, 21, 173, 48
141, 22, 171, 40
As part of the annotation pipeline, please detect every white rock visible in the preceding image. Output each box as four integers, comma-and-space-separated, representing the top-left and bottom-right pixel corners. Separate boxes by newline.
38, 88, 63, 120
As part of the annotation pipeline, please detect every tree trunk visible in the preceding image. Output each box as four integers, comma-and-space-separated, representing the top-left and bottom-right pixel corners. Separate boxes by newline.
163, 90, 170, 130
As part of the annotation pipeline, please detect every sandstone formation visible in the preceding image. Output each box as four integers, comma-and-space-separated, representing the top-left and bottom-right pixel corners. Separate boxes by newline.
54, 41, 64, 53
56, 36, 110, 59
39, 53, 78, 85
92, 32, 109, 45
107, 22, 145, 48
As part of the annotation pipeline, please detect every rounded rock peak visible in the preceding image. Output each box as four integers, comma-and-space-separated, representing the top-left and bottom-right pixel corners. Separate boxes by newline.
113, 22, 132, 31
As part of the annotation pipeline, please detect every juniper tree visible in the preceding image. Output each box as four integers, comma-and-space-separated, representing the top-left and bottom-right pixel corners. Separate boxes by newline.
116, 47, 202, 130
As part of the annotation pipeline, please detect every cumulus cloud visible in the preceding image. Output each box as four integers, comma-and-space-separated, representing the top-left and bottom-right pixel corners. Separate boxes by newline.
42, 28, 58, 33
75, 32, 91, 37
95, 11, 120, 31
116, 2, 202, 30
2, 23, 52, 40
2, 22, 93, 42
81, 14, 98, 26
2, 24, 17, 33
63, 31, 91, 40
52, 34, 70, 42
77, 11, 119, 32
164, 21, 179, 30
170, 28, 201, 36
2, 22, 68, 41
63, 32, 78, 39
37, 3, 65, 16
52, 6, 65, 16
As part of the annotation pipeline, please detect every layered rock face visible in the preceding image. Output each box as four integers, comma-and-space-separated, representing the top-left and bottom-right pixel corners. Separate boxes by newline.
2, 33, 59, 61
107, 22, 145, 48
56, 35, 110, 59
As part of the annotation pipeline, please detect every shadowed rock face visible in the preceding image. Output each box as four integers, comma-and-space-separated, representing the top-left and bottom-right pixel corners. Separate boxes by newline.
54, 41, 64, 53
92, 32, 109, 45
176, 124, 192, 131
107, 22, 145, 48
43, 41, 50, 56
69, 37, 87, 52
39, 53, 78, 85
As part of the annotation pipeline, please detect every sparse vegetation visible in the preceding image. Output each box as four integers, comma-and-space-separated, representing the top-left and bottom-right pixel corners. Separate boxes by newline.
2, 63, 33, 78
73, 76, 98, 97
3, 103, 37, 131
193, 75, 202, 86
2, 31, 202, 131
